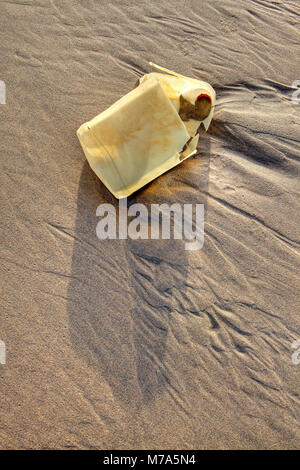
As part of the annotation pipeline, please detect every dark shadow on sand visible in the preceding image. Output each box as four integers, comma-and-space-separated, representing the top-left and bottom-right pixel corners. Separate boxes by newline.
67, 129, 211, 409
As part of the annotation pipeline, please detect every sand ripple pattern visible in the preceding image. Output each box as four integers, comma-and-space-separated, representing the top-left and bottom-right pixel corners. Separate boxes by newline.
0, 0, 299, 449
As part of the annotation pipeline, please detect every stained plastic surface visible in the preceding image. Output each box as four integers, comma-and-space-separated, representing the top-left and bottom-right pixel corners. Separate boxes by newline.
77, 64, 215, 199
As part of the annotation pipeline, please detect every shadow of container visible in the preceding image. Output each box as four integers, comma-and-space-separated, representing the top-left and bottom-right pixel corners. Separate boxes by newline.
67, 128, 211, 410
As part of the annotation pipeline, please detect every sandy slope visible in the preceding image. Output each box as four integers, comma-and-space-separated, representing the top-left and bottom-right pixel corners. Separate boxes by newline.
0, 0, 299, 449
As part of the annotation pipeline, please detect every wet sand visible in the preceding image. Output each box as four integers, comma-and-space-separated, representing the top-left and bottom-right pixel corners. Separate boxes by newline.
0, 0, 299, 449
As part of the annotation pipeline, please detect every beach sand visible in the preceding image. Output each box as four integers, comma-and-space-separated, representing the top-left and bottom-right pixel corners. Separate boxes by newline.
0, 0, 299, 449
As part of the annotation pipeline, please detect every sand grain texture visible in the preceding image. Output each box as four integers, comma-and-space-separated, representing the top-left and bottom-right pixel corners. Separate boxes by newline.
0, 0, 299, 449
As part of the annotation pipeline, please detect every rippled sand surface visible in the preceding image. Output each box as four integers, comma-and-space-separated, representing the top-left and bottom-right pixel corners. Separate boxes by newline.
0, 0, 299, 449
